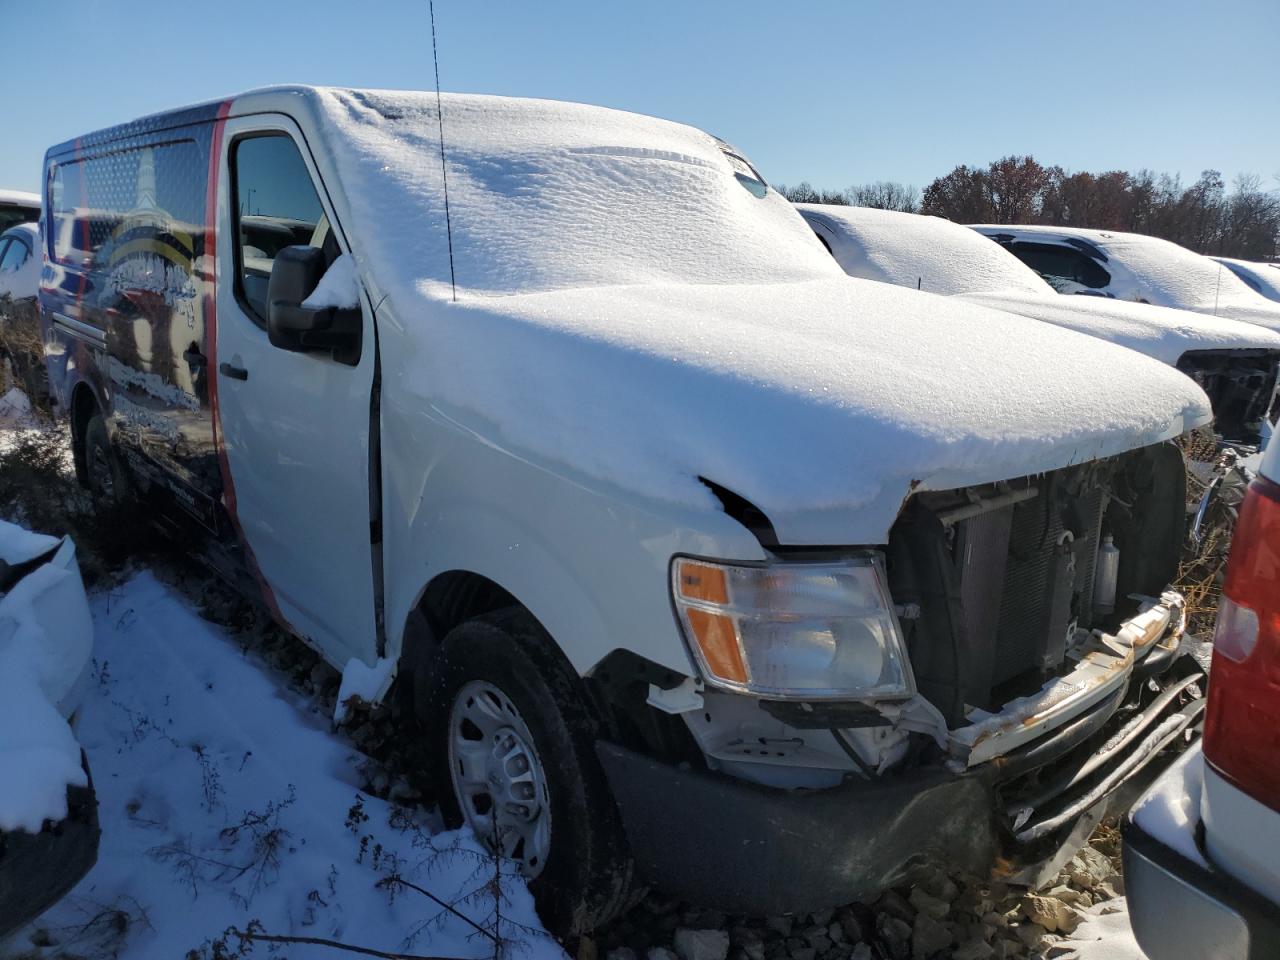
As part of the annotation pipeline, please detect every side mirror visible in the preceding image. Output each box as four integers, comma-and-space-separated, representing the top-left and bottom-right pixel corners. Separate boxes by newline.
267, 245, 361, 366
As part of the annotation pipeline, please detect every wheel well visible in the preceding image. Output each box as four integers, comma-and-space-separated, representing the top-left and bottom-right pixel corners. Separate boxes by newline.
69, 383, 98, 486
400, 570, 519, 672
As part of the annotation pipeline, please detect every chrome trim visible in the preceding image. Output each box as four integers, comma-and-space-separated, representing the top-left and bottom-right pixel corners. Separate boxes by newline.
50, 312, 106, 348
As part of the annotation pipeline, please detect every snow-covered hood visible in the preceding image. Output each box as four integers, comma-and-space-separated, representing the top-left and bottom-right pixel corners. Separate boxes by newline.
957, 289, 1280, 366
403, 276, 1212, 545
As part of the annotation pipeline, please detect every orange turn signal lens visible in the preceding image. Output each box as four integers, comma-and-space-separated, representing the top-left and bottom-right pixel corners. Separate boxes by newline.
677, 561, 729, 605
684, 608, 748, 684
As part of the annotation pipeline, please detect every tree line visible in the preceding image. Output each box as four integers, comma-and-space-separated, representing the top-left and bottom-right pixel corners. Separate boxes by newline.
779, 156, 1280, 261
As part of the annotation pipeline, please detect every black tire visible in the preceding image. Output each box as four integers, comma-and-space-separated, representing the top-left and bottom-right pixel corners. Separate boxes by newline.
83, 413, 129, 508
425, 607, 636, 934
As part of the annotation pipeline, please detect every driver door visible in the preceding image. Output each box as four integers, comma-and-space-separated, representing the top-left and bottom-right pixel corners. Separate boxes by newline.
213, 114, 378, 667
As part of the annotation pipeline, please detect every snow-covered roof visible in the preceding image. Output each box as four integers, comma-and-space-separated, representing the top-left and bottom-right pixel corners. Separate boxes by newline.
270, 87, 1211, 543
310, 88, 837, 296
796, 204, 1049, 296
0, 188, 40, 209
795, 205, 1280, 365
1213, 257, 1280, 304
972, 224, 1280, 334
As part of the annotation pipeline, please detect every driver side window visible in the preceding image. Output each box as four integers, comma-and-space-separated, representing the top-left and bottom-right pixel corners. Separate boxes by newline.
231, 134, 325, 326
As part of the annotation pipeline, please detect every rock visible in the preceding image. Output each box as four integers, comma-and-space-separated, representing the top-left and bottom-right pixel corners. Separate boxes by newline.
1064, 845, 1115, 891
803, 930, 831, 954
953, 940, 994, 960
648, 949, 680, 960
608, 949, 637, 960
789, 949, 815, 960
766, 917, 794, 938
876, 891, 916, 924
837, 910, 865, 944
1012, 922, 1048, 950
827, 922, 844, 944
1020, 894, 1081, 935
850, 946, 873, 960
911, 913, 952, 959
741, 942, 766, 960
909, 887, 950, 921
1045, 884, 1091, 909
578, 937, 599, 960
808, 910, 835, 928
674, 930, 730, 960
875, 915, 913, 960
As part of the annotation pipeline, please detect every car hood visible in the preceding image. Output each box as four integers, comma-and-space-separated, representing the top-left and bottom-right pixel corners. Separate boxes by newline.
395, 276, 1211, 545
957, 289, 1280, 366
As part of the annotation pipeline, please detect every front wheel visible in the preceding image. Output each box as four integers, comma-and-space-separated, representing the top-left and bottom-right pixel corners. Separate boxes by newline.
427, 608, 636, 934
83, 413, 129, 508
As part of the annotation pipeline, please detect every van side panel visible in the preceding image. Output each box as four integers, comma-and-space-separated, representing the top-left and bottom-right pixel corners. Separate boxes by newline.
40, 109, 229, 537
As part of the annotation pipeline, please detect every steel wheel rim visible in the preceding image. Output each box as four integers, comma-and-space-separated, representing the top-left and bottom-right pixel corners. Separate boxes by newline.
447, 679, 552, 878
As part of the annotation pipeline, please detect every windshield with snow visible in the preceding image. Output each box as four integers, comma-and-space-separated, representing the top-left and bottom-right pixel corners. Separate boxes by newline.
316, 89, 839, 298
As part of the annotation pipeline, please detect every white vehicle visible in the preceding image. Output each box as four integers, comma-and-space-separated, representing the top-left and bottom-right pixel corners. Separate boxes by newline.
0, 522, 98, 937
1213, 257, 1280, 304
0, 189, 39, 235
42, 86, 1215, 931
798, 205, 1280, 447
972, 223, 1280, 335
1124, 434, 1280, 958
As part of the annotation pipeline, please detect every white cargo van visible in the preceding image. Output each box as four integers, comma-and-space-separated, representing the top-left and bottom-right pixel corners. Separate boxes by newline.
41, 86, 1213, 931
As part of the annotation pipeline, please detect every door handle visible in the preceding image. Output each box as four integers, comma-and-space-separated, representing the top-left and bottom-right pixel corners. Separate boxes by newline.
218, 362, 248, 381
183, 345, 207, 369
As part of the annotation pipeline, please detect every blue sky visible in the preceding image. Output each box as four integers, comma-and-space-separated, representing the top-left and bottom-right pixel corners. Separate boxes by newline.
4, 0, 1277, 194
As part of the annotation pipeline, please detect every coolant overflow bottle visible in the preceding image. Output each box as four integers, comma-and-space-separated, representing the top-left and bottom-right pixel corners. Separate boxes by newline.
1093, 535, 1120, 616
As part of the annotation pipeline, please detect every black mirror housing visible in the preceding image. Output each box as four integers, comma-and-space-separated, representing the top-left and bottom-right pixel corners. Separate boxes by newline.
266, 245, 362, 366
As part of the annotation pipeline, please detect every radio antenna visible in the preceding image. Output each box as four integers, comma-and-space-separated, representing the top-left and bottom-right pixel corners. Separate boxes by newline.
430, 0, 457, 302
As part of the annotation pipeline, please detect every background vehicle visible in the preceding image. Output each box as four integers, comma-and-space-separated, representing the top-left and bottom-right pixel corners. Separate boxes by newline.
41, 85, 1215, 932
0, 189, 39, 234
0, 221, 46, 400
0, 523, 98, 939
1123, 431, 1280, 958
1213, 257, 1280, 304
799, 204, 1280, 448
973, 224, 1280, 335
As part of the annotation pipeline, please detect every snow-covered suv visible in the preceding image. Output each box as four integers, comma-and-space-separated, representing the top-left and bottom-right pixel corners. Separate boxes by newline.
798, 205, 1280, 447
41, 86, 1215, 931
1123, 438, 1280, 958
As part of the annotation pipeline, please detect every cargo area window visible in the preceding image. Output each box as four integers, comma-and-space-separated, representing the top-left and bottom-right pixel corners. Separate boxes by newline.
230, 134, 325, 326
1006, 241, 1111, 292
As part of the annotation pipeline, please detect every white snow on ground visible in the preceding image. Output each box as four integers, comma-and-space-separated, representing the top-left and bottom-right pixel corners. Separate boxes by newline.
0, 532, 93, 832
1061, 901, 1148, 960
0, 388, 34, 429
334, 655, 396, 723
797, 204, 1280, 365
4, 571, 562, 960
972, 224, 1280, 334
303, 253, 360, 310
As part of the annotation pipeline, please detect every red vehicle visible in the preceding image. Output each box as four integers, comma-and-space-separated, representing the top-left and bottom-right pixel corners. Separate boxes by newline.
1124, 439, 1280, 958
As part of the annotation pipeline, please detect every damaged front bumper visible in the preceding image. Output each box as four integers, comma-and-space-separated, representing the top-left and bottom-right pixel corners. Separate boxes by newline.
598, 590, 1201, 915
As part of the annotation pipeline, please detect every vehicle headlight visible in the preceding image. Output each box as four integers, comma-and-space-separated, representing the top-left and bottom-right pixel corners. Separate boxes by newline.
671, 555, 914, 700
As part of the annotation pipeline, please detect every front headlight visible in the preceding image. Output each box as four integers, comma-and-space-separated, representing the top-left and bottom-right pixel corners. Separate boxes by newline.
671, 555, 914, 700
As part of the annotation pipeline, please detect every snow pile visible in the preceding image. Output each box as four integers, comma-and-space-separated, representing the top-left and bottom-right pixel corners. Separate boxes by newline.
0, 527, 93, 833
334, 655, 395, 723
293, 87, 1211, 541
796, 204, 1049, 297
0, 386, 34, 426
974, 224, 1280, 333
313, 88, 836, 297
12, 572, 561, 960
302, 252, 360, 309
1214, 257, 1280, 304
